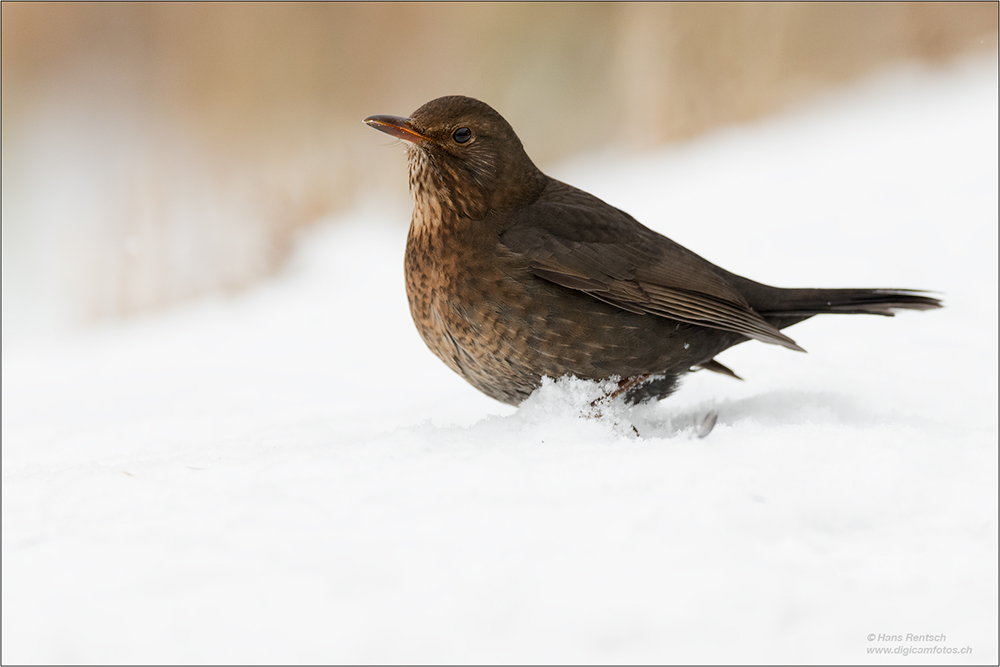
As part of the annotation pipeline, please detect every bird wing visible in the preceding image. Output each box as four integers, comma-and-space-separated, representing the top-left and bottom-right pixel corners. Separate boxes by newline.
499, 182, 803, 351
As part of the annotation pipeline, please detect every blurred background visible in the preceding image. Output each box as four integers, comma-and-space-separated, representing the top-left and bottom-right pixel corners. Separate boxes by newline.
2, 2, 997, 340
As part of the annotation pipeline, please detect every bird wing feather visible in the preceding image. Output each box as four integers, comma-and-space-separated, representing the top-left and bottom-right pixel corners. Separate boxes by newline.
499, 182, 804, 351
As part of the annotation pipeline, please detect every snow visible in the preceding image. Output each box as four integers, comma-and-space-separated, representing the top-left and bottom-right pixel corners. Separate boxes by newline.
3, 60, 997, 664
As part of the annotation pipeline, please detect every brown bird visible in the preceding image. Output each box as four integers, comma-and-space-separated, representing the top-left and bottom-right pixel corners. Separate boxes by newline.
364, 95, 941, 406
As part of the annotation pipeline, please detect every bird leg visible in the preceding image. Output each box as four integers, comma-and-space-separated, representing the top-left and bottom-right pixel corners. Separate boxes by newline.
603, 374, 652, 403
586, 374, 651, 436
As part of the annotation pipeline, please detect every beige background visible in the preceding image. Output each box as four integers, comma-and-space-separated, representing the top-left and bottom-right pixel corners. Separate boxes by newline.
2, 2, 996, 329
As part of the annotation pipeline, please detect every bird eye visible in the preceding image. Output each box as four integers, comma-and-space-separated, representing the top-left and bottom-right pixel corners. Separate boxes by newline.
452, 127, 473, 144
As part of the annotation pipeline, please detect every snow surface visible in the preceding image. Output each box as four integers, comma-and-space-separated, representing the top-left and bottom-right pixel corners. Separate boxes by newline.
3, 60, 998, 664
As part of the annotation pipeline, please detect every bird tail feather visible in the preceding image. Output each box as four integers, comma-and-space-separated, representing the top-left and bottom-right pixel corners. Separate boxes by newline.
756, 288, 942, 317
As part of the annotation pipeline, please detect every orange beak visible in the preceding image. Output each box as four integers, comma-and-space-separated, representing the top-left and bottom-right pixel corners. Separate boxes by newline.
364, 115, 429, 144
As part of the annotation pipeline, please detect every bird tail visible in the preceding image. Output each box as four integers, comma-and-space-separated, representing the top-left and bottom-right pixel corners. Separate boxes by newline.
755, 288, 942, 317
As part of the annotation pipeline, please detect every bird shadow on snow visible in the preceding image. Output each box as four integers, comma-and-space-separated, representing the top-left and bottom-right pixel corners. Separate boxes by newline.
638, 389, 922, 436
434, 377, 940, 443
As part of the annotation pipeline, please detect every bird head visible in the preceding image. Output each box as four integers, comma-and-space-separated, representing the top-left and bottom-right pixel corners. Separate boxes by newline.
365, 96, 546, 220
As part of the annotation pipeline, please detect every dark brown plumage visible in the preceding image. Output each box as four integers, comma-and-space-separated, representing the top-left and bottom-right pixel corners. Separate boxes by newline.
364, 95, 941, 406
